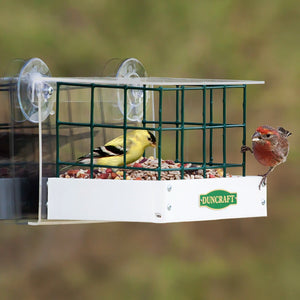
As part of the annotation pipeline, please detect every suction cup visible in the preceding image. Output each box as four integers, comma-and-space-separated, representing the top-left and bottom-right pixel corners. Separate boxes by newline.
17, 58, 55, 123
116, 58, 149, 122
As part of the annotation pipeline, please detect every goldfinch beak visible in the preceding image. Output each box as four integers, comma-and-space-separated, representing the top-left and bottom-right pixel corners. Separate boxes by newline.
151, 142, 157, 147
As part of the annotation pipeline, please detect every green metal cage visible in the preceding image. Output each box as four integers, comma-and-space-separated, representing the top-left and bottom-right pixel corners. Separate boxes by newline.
55, 81, 248, 179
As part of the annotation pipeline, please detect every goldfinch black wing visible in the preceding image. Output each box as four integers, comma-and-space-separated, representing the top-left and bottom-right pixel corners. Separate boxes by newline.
78, 145, 125, 160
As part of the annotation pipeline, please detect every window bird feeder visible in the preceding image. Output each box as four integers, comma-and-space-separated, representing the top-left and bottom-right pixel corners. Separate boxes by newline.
0, 57, 266, 225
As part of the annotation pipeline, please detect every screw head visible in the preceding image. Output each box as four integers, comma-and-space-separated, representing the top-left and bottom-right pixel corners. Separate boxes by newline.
167, 204, 172, 211
261, 199, 266, 205
167, 185, 172, 192
47, 86, 54, 96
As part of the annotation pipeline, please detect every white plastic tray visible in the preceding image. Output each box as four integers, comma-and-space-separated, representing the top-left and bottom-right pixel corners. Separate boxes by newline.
47, 176, 267, 223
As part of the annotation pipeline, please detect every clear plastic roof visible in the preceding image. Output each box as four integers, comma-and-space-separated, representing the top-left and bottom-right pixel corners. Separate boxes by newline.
48, 76, 265, 86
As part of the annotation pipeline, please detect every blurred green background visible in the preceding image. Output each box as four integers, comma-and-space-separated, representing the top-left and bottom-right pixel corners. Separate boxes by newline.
0, 0, 299, 299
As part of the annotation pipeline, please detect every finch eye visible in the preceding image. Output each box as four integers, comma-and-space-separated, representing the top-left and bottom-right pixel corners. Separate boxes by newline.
266, 134, 271, 138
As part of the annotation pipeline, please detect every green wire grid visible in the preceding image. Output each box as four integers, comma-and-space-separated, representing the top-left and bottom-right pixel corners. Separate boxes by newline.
55, 82, 247, 179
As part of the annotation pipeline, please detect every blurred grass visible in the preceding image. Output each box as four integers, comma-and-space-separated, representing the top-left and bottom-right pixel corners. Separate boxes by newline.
0, 0, 300, 299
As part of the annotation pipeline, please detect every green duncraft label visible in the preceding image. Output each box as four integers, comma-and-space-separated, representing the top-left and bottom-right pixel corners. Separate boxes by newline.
200, 190, 237, 209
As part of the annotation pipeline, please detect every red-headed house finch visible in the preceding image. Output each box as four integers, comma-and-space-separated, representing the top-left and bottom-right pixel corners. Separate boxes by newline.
241, 125, 291, 189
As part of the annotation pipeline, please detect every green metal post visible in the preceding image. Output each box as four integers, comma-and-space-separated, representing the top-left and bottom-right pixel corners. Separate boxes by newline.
202, 87, 207, 177
123, 86, 128, 179
242, 85, 247, 176
175, 86, 180, 162
158, 87, 163, 180
222, 86, 227, 177
55, 83, 60, 177
209, 89, 213, 165
142, 85, 147, 158
90, 85, 95, 178
142, 85, 147, 127
180, 86, 185, 179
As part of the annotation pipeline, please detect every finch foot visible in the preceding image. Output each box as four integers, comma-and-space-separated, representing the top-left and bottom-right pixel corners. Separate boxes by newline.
258, 167, 273, 190
241, 145, 253, 153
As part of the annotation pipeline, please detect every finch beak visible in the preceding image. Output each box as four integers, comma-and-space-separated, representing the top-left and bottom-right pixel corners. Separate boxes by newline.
151, 142, 157, 147
252, 132, 261, 142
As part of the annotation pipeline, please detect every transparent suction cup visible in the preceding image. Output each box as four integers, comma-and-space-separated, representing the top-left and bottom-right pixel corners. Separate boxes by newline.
17, 58, 55, 123
116, 58, 149, 122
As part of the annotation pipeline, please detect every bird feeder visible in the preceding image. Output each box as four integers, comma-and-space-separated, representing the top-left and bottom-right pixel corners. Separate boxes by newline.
0, 57, 266, 225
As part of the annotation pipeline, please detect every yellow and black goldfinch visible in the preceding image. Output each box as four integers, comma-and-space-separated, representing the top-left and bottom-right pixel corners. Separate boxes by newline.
78, 130, 156, 166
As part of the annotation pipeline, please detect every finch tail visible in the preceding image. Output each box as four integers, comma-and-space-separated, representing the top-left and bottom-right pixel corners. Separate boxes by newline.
278, 127, 292, 137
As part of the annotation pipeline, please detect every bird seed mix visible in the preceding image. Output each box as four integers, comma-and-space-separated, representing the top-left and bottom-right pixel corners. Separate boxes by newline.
60, 157, 232, 180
